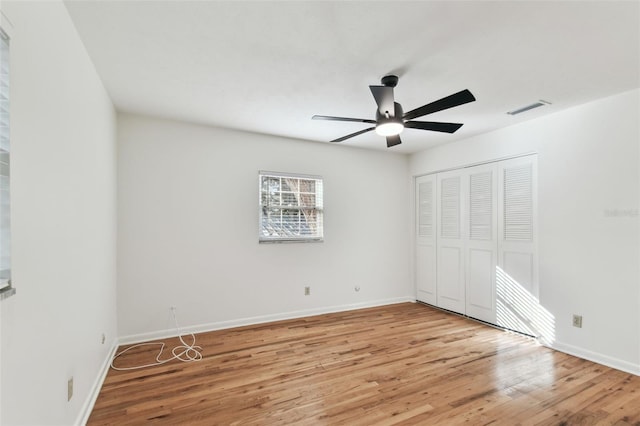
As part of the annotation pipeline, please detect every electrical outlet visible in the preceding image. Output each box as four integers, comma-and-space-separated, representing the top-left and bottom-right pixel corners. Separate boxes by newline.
67, 377, 73, 401
355, 285, 361, 292
304, 286, 310, 296
572, 314, 583, 328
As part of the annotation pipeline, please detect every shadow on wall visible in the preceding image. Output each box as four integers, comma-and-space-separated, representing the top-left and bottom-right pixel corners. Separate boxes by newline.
496, 266, 555, 345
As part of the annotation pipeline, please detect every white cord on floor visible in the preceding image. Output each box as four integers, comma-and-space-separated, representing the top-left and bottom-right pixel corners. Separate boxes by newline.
110, 307, 203, 371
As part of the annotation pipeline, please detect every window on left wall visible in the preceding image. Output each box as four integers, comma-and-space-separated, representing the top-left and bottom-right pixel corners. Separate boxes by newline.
0, 26, 12, 299
259, 171, 323, 243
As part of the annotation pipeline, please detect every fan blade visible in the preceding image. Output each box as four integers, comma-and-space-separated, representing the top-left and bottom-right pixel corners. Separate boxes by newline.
312, 115, 376, 124
405, 121, 464, 133
403, 89, 476, 121
331, 127, 375, 143
369, 85, 395, 116
386, 135, 402, 148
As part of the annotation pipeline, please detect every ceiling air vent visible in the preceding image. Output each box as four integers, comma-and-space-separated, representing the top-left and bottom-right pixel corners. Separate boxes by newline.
507, 100, 551, 116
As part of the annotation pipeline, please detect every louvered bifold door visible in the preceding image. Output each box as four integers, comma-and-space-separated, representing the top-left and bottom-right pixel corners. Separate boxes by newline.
436, 169, 466, 314
497, 155, 539, 335
415, 174, 437, 304
465, 163, 498, 323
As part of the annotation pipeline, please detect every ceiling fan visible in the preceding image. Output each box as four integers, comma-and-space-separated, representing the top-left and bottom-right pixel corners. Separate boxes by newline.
312, 75, 476, 148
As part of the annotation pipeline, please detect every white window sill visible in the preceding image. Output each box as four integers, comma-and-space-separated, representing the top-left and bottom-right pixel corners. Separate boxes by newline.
259, 238, 324, 244
0, 285, 15, 300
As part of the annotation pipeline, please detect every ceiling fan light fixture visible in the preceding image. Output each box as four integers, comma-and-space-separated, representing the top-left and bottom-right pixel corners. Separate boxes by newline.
375, 121, 404, 136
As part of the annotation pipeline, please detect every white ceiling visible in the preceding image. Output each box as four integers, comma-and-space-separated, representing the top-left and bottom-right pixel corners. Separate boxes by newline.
64, 0, 640, 154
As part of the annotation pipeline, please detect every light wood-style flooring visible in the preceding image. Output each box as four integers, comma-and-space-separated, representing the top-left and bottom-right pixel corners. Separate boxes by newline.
89, 303, 640, 425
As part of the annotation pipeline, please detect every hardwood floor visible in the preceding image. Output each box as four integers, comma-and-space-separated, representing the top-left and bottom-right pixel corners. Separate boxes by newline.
89, 303, 640, 425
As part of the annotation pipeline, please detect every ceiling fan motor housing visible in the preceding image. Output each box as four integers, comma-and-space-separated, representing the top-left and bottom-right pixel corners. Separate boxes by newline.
375, 102, 404, 136
376, 102, 404, 122
381, 75, 399, 87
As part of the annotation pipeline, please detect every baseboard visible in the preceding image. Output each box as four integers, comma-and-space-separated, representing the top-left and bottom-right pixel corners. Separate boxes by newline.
549, 341, 640, 376
119, 296, 415, 345
75, 340, 119, 426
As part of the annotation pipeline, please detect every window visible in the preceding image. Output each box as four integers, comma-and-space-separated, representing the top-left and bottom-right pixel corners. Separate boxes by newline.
0, 26, 11, 298
259, 171, 323, 243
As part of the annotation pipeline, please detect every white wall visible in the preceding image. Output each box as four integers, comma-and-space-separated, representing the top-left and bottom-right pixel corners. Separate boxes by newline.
117, 113, 412, 340
0, 1, 118, 425
410, 89, 640, 373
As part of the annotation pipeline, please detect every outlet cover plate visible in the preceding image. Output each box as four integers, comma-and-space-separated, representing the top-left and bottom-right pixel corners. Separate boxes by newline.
572, 314, 583, 328
67, 377, 73, 401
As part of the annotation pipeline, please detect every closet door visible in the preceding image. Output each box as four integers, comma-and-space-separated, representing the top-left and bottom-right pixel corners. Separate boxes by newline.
415, 174, 437, 305
465, 163, 498, 323
497, 155, 538, 334
436, 169, 466, 314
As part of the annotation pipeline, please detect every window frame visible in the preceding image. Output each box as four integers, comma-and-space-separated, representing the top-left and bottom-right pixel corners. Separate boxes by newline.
0, 14, 13, 300
258, 171, 324, 244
